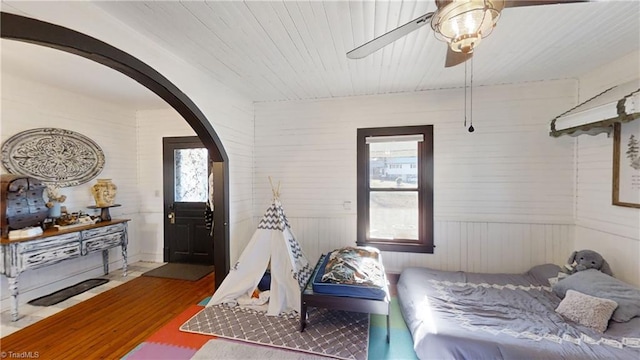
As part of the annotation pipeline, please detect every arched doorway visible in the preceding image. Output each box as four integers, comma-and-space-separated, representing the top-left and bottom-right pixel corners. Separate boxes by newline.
0, 12, 230, 288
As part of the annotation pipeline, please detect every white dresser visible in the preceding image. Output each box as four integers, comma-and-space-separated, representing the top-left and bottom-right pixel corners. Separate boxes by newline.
0, 219, 129, 321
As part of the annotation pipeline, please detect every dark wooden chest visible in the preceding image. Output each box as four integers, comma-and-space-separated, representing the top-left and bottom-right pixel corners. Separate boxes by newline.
1, 174, 49, 237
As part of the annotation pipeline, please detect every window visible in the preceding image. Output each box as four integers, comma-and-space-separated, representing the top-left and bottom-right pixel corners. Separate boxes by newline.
357, 125, 434, 253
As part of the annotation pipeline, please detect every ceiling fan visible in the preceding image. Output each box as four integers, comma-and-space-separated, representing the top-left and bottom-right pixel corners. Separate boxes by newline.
347, 0, 590, 67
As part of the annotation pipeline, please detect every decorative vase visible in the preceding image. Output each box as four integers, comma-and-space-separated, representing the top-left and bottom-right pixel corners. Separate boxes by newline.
91, 179, 117, 207
48, 201, 61, 218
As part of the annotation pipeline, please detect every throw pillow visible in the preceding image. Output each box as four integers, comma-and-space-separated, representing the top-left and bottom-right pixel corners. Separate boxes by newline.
555, 290, 618, 333
548, 272, 568, 287
552, 269, 640, 322
526, 263, 563, 286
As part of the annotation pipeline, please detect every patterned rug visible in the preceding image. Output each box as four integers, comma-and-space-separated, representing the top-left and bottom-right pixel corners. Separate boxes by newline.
191, 338, 331, 359
180, 305, 370, 360
121, 297, 417, 360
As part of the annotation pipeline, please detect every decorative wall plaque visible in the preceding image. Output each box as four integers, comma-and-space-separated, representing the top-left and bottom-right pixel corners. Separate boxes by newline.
613, 121, 640, 208
1, 128, 105, 187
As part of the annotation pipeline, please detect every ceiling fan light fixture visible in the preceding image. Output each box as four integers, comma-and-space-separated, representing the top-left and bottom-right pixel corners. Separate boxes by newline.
432, 0, 504, 53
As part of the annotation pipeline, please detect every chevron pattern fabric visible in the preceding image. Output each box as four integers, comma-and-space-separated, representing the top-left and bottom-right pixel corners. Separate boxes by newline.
294, 262, 313, 290
257, 201, 291, 231
255, 200, 313, 291
290, 240, 313, 289
285, 231, 312, 289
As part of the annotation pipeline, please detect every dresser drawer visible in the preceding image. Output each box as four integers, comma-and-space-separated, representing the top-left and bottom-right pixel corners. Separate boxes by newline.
19, 242, 81, 271
82, 232, 123, 255
16, 233, 80, 253
83, 223, 126, 239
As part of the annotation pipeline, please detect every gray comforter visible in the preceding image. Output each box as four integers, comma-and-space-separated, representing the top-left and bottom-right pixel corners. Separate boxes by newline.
397, 266, 640, 360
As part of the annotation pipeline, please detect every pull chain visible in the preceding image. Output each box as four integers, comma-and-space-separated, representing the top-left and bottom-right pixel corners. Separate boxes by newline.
469, 56, 474, 133
464, 59, 468, 128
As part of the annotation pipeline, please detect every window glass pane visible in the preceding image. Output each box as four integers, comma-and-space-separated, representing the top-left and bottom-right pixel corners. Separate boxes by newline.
174, 148, 208, 202
369, 141, 418, 189
369, 191, 418, 240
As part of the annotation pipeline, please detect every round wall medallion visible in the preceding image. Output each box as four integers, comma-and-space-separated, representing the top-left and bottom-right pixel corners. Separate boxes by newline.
1, 128, 105, 187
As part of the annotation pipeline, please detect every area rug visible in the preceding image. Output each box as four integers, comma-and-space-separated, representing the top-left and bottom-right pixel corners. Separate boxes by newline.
142, 263, 214, 281
122, 297, 417, 360
191, 338, 331, 359
27, 278, 108, 306
180, 305, 370, 360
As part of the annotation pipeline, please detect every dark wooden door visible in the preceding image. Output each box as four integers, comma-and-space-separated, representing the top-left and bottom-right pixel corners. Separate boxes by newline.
163, 137, 214, 264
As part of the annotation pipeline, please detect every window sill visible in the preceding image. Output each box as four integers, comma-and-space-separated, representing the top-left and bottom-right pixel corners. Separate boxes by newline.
356, 240, 434, 254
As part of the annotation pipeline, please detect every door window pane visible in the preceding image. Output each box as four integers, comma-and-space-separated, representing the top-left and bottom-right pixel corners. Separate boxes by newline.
369, 141, 418, 189
174, 148, 208, 202
369, 191, 418, 240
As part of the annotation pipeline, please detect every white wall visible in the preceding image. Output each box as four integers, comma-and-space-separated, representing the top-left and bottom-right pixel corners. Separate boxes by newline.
2, 2, 257, 267
0, 65, 256, 311
254, 79, 578, 274
0, 73, 142, 307
0, 58, 256, 312
191, 100, 255, 264
574, 51, 640, 286
4, 0, 635, 296
136, 107, 255, 264
136, 108, 195, 262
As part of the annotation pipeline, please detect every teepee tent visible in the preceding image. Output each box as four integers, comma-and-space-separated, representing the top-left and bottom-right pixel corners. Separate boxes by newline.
206, 181, 313, 316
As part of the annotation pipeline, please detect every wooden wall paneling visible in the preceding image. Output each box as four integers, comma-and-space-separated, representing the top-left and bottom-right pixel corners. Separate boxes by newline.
286, 217, 573, 275
480, 222, 490, 272
544, 224, 554, 265
254, 81, 577, 224
0, 74, 140, 308
465, 222, 477, 272
529, 224, 545, 268
460, 222, 469, 272
290, 217, 573, 272
573, 52, 639, 286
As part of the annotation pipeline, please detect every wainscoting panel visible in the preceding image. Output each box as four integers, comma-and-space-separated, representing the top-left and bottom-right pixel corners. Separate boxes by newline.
266, 216, 573, 275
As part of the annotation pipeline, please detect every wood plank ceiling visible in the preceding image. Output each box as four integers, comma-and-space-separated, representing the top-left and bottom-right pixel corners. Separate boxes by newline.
11, 1, 640, 103
94, 0, 640, 103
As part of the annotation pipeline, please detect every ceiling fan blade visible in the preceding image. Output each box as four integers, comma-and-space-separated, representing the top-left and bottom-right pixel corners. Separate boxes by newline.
347, 12, 434, 59
504, 0, 590, 8
445, 48, 473, 68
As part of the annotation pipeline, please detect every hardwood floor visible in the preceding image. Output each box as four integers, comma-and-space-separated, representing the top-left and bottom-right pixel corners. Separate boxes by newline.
0, 273, 215, 359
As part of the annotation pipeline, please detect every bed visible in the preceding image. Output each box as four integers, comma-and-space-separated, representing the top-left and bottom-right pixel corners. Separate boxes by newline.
397, 265, 640, 360
300, 247, 390, 342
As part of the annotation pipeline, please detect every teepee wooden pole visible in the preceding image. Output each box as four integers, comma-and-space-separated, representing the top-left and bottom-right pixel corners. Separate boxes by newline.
268, 176, 282, 199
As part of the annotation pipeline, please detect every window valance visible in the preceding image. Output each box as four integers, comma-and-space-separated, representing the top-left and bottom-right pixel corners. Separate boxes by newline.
550, 80, 640, 138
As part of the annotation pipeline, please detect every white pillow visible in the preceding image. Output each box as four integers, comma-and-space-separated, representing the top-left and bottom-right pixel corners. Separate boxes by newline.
555, 290, 618, 333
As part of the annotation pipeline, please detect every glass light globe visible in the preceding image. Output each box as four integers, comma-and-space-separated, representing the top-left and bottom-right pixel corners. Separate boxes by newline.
432, 0, 503, 53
